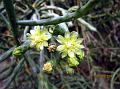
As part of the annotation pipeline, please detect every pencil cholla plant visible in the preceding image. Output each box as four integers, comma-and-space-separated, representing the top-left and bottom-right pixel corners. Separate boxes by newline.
27, 26, 85, 73
27, 26, 51, 50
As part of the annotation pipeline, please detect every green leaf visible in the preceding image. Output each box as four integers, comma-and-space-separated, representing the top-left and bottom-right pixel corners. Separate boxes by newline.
12, 41, 30, 57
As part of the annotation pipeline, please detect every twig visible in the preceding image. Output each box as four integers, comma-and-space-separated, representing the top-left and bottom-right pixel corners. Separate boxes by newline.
77, 18, 97, 31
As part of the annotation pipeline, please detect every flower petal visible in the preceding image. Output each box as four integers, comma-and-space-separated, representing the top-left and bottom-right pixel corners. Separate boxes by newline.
30, 30, 36, 34
71, 31, 78, 39
79, 45, 85, 49
61, 52, 67, 58
40, 45, 44, 50
57, 45, 64, 51
34, 26, 40, 31
65, 32, 70, 38
77, 38, 84, 44
68, 51, 75, 58
57, 35, 65, 43
43, 41, 48, 47
45, 32, 51, 39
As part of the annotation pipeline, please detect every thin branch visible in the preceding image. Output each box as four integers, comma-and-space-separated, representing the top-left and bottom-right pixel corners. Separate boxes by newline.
0, 46, 16, 63
3, 0, 20, 46
17, 0, 100, 26
0, 13, 10, 29
39, 6, 67, 15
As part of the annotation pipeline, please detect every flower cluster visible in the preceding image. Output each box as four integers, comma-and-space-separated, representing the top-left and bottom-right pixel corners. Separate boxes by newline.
57, 31, 84, 67
27, 26, 84, 74
27, 26, 51, 50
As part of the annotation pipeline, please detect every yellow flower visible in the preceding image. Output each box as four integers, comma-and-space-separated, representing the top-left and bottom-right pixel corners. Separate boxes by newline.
57, 31, 84, 58
27, 26, 51, 50
43, 62, 53, 73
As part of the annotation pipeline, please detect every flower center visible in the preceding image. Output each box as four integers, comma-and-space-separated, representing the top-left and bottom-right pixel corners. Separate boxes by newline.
67, 42, 72, 47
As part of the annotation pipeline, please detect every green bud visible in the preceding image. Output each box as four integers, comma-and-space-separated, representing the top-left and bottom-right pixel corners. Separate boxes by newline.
68, 57, 79, 67
12, 47, 23, 57
65, 67, 74, 75
12, 41, 30, 57
78, 50, 85, 60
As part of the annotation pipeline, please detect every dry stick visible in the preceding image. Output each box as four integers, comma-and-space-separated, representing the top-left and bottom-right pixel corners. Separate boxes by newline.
3, 0, 20, 46
17, 0, 100, 26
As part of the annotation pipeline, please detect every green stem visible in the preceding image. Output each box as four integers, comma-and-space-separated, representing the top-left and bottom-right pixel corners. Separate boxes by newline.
17, 0, 100, 26
0, 46, 16, 63
110, 68, 120, 89
4, 58, 25, 89
0, 13, 10, 29
3, 0, 20, 46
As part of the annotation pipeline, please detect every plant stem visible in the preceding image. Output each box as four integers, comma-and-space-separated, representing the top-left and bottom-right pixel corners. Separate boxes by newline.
4, 58, 25, 89
0, 46, 16, 63
17, 0, 100, 26
3, 0, 20, 46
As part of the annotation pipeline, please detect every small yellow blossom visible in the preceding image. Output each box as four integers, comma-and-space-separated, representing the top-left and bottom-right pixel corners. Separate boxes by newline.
57, 31, 84, 58
43, 62, 53, 73
27, 26, 51, 50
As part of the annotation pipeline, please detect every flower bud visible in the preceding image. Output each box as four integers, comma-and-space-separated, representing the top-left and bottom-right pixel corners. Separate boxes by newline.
66, 67, 74, 75
43, 62, 53, 73
12, 47, 23, 57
